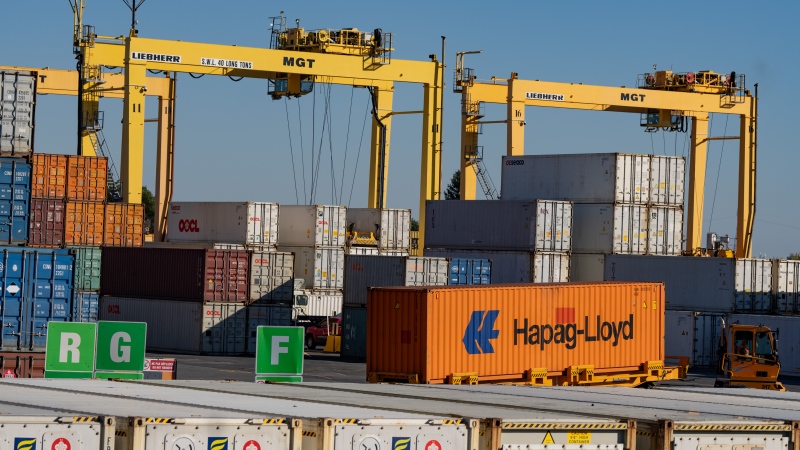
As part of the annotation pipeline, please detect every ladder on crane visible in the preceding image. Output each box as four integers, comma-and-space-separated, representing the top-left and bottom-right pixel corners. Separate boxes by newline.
84, 120, 123, 202
467, 146, 498, 200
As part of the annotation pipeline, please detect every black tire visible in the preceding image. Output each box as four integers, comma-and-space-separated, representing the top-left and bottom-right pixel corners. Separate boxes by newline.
305, 334, 316, 350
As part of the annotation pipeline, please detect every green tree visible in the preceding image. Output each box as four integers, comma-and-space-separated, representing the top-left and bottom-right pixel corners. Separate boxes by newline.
410, 218, 419, 231
789, 253, 800, 260
444, 169, 460, 200
142, 186, 156, 234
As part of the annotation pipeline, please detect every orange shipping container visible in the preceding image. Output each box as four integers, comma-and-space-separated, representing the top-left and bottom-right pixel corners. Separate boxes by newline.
367, 282, 666, 385
104, 203, 144, 247
31, 154, 108, 201
31, 154, 67, 199
65, 201, 105, 246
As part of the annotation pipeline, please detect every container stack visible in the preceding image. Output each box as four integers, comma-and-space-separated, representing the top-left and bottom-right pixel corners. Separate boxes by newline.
346, 208, 412, 256
424, 199, 572, 283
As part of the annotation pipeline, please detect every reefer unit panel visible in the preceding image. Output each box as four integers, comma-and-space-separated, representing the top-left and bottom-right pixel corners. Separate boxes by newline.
501, 153, 651, 203
650, 155, 686, 206
425, 200, 572, 252
278, 204, 347, 247
0, 159, 31, 245
347, 207, 411, 250
278, 246, 344, 291
99, 296, 247, 355
647, 205, 684, 256
367, 282, 665, 384
0, 70, 36, 158
101, 247, 249, 301
734, 258, 773, 313
604, 255, 735, 312
167, 201, 279, 246
773, 259, 800, 315
571, 203, 647, 254
249, 250, 294, 302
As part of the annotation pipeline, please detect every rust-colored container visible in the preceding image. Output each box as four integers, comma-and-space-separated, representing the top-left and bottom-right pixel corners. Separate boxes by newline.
101, 247, 250, 301
104, 203, 144, 246
0, 351, 45, 378
67, 155, 108, 201
29, 199, 65, 247
65, 201, 105, 246
366, 282, 665, 384
31, 154, 67, 199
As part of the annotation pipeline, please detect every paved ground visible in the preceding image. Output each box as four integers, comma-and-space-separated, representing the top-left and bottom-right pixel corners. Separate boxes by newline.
148, 350, 800, 391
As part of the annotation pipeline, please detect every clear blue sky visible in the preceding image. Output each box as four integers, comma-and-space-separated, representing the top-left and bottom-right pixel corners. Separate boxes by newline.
2, 1, 798, 258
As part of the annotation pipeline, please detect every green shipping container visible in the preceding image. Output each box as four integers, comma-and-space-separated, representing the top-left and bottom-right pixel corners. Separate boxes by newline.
69, 246, 102, 291
341, 304, 367, 359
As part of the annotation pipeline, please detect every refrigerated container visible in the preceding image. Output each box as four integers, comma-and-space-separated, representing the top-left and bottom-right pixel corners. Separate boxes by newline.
425, 249, 569, 283
425, 199, 572, 252
249, 250, 293, 302
0, 414, 114, 450
143, 241, 246, 249
295, 290, 342, 317
0, 247, 74, 351
367, 282, 665, 384
99, 297, 247, 355
278, 204, 347, 247
569, 253, 605, 282
278, 246, 344, 291
101, 247, 249, 301
665, 310, 726, 368
104, 203, 144, 246
347, 246, 379, 255
532, 252, 570, 283
0, 158, 31, 245
647, 205, 683, 255
166, 201, 279, 246
346, 207, 411, 251
734, 258, 773, 313
773, 259, 800, 315
571, 203, 647, 254
650, 155, 686, 206
500, 153, 651, 203
0, 70, 36, 158
65, 200, 104, 246
29, 198, 63, 247
448, 258, 491, 285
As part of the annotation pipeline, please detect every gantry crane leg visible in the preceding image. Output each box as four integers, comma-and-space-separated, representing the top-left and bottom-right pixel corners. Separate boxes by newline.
367, 86, 394, 208
154, 75, 176, 241
737, 110, 756, 258
686, 114, 709, 254
121, 57, 146, 204
418, 83, 441, 253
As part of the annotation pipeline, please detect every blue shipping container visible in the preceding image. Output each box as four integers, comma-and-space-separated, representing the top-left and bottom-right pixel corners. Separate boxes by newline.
0, 159, 31, 244
72, 291, 99, 323
0, 247, 74, 351
448, 258, 492, 285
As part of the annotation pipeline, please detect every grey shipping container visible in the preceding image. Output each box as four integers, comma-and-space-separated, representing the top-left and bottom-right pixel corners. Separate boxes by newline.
347, 207, 411, 251
249, 250, 294, 302
278, 246, 344, 291
246, 303, 293, 353
425, 249, 569, 283
500, 153, 651, 203
425, 199, 572, 252
569, 253, 606, 282
0, 70, 36, 158
647, 205, 684, 255
572, 203, 647, 254
166, 201, 279, 246
734, 258, 773, 313
341, 304, 367, 358
73, 290, 99, 323
773, 259, 800, 315
99, 296, 247, 355
278, 204, 347, 247
664, 310, 695, 361
650, 155, 686, 206
344, 255, 449, 306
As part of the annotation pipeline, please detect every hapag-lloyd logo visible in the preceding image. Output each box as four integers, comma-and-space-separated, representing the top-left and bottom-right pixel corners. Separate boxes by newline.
462, 308, 635, 354
178, 219, 200, 232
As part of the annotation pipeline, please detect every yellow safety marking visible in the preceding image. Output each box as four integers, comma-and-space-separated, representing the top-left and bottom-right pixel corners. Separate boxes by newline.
72, 417, 98, 422
567, 432, 591, 444
442, 420, 463, 425
302, 431, 317, 437
652, 300, 657, 310
335, 419, 358, 424
674, 424, 791, 431
262, 419, 286, 424
115, 431, 128, 437
145, 418, 171, 424
503, 423, 626, 429
643, 301, 648, 309
542, 432, 555, 445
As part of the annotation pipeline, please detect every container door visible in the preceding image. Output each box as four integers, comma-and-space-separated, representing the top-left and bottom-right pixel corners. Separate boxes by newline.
0, 161, 31, 245
693, 313, 726, 368
246, 304, 270, 354
335, 423, 468, 450
647, 206, 683, 256
203, 303, 246, 355
341, 305, 367, 358
774, 260, 799, 315
29, 251, 75, 349
613, 204, 647, 255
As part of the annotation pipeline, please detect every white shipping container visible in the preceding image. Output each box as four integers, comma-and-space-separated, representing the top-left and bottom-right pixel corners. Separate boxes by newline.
348, 246, 380, 255
295, 290, 343, 317
647, 205, 684, 255
378, 249, 409, 256
572, 203, 647, 254
1, 70, 36, 158
532, 252, 570, 282
246, 304, 293, 353
278, 246, 345, 290
569, 253, 606, 282
773, 259, 800, 315
99, 297, 247, 355
405, 256, 450, 286
425, 199, 572, 252
735, 258, 773, 313
278, 204, 347, 247
347, 208, 412, 251
249, 250, 294, 302
650, 155, 686, 206
166, 201, 279, 246
0, 416, 113, 450
144, 241, 246, 249
501, 153, 651, 203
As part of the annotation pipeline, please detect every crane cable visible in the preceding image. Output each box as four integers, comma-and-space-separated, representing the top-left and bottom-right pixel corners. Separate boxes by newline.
347, 92, 372, 207
708, 114, 730, 230
283, 97, 300, 204
338, 86, 356, 204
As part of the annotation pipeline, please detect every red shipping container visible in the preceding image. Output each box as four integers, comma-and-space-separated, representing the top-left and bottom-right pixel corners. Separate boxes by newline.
28, 199, 65, 247
101, 247, 249, 301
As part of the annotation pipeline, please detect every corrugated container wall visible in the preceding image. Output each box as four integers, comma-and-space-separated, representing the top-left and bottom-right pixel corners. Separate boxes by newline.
341, 304, 368, 358
104, 203, 144, 246
343, 255, 406, 306
647, 206, 684, 255
569, 253, 606, 282
0, 247, 74, 351
72, 291, 99, 322
532, 252, 571, 283
278, 204, 347, 247
246, 304, 292, 353
296, 290, 343, 317
347, 208, 411, 251
34, 155, 108, 202
29, 199, 64, 247
0, 71, 36, 158
571, 203, 647, 254
99, 296, 247, 355
65, 201, 104, 246
167, 201, 279, 246
69, 246, 101, 290
405, 256, 449, 286
773, 259, 800, 315
366, 283, 665, 384
448, 258, 492, 285
500, 153, 651, 203
604, 255, 735, 312
734, 258, 773, 313
101, 247, 249, 301
31, 154, 67, 199
665, 310, 726, 368
425, 200, 572, 252
425, 249, 569, 283
650, 155, 686, 206
278, 246, 344, 291
348, 246, 380, 255
249, 250, 294, 302
0, 159, 31, 244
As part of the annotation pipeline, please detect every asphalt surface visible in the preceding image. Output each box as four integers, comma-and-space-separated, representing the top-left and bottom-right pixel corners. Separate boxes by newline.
148, 350, 800, 391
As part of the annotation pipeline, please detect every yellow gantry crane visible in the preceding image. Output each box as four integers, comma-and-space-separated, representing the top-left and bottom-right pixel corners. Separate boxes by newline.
455, 55, 756, 257
69, 2, 444, 244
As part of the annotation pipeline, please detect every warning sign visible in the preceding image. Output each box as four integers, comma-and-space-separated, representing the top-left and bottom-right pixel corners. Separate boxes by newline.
52, 438, 71, 450
567, 432, 591, 444
144, 358, 176, 371
424, 440, 442, 450
242, 441, 261, 450
541, 432, 554, 445
3, 369, 16, 378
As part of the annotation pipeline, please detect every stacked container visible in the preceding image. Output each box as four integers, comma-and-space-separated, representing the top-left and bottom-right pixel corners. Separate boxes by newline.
346, 208, 412, 255
424, 199, 571, 283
